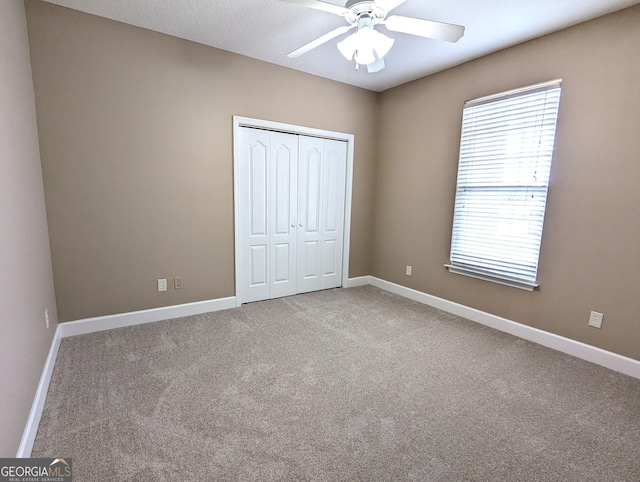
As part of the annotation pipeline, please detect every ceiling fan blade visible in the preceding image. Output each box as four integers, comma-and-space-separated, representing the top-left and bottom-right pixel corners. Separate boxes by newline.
287, 25, 354, 58
367, 58, 385, 73
374, 0, 406, 13
385, 15, 465, 42
279, 0, 348, 16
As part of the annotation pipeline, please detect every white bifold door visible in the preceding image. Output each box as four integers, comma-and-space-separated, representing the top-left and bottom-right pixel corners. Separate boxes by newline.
237, 127, 347, 303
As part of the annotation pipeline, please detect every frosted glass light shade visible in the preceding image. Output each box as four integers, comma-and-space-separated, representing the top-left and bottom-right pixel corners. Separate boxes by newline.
337, 26, 394, 65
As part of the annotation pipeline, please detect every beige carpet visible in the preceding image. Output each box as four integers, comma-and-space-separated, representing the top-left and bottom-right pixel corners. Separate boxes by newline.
33, 286, 640, 481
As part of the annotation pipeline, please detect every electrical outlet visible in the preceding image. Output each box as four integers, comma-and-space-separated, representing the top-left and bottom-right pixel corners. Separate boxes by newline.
174, 277, 182, 289
588, 311, 603, 329
406, 265, 412, 276
157, 279, 167, 292
45, 309, 49, 329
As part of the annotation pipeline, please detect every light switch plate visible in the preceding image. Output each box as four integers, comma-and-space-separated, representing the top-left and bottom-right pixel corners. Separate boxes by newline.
157, 279, 167, 292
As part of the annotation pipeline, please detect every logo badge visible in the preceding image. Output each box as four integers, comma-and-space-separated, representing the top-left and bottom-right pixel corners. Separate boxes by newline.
0, 458, 72, 481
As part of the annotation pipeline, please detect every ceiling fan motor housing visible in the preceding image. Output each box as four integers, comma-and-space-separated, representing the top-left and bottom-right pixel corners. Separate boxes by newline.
344, 0, 385, 24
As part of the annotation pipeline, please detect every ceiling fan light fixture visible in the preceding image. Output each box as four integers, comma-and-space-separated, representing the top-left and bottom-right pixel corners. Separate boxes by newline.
337, 25, 394, 66
337, 33, 357, 61
281, 0, 465, 74
354, 46, 376, 66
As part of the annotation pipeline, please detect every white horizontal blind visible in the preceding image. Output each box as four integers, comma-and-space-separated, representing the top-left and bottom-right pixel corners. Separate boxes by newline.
447, 80, 562, 290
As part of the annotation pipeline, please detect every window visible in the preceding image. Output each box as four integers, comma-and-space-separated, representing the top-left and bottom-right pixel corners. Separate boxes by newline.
446, 80, 562, 290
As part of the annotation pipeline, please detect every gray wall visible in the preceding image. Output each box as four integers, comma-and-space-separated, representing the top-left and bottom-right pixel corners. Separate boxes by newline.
0, 0, 58, 457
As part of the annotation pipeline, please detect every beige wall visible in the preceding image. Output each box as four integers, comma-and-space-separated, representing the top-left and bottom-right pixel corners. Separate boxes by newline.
23, 0, 640, 364
25, 0, 378, 322
373, 5, 640, 360
0, 0, 58, 456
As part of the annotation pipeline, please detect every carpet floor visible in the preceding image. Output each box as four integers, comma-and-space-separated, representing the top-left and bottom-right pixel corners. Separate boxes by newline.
32, 286, 640, 481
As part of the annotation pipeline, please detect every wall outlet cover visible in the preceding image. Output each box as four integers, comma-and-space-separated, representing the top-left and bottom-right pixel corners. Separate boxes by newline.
588, 311, 603, 329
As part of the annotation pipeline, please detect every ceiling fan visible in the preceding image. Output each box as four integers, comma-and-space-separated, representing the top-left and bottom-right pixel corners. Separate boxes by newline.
281, 0, 465, 73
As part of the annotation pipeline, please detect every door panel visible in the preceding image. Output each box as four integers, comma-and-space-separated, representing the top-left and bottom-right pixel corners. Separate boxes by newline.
239, 128, 271, 302
249, 143, 268, 236
324, 153, 339, 232
274, 153, 290, 235
303, 241, 319, 279
320, 139, 347, 289
297, 136, 324, 293
274, 244, 290, 282
306, 149, 321, 233
270, 132, 298, 298
322, 240, 337, 275
250, 245, 267, 286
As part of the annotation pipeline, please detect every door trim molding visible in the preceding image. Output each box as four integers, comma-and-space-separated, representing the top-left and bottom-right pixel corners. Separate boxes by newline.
233, 116, 355, 306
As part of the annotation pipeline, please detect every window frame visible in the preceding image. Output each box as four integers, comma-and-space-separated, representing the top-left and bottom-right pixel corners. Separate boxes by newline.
445, 79, 562, 291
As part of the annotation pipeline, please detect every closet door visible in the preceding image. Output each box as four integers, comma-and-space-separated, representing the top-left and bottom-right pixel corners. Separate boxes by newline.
270, 132, 298, 299
237, 128, 297, 303
297, 136, 324, 293
238, 128, 270, 303
297, 136, 347, 293
319, 139, 347, 290
237, 127, 347, 303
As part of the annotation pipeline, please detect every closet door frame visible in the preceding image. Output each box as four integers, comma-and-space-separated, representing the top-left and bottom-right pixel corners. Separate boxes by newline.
233, 116, 355, 306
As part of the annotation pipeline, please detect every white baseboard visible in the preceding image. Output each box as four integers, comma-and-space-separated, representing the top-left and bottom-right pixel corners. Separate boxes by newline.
16, 325, 62, 457
346, 276, 372, 287
58, 297, 237, 338
366, 276, 640, 379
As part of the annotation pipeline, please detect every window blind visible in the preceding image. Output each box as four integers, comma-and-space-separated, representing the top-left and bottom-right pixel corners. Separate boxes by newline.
446, 80, 562, 290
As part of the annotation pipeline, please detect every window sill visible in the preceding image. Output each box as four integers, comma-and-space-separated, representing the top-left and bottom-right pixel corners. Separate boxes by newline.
444, 264, 539, 291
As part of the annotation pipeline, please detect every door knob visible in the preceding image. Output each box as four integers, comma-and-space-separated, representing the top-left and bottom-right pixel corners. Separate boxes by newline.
299, 223, 303, 227
291, 224, 295, 228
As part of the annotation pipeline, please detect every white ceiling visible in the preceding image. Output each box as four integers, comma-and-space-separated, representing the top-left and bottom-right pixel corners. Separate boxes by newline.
41, 0, 639, 92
